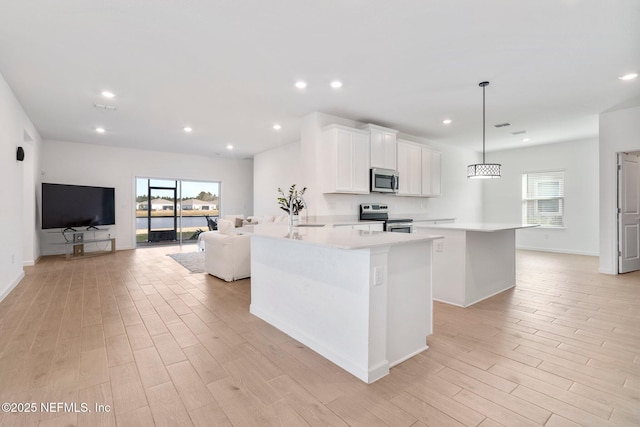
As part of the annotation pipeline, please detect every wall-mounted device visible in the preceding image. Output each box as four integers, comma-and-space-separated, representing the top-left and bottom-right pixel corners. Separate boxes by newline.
370, 168, 399, 193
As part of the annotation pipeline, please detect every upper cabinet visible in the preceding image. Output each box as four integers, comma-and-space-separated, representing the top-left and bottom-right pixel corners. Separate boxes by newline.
397, 139, 442, 197
421, 146, 441, 197
323, 124, 370, 194
321, 123, 441, 197
397, 140, 422, 196
366, 124, 398, 170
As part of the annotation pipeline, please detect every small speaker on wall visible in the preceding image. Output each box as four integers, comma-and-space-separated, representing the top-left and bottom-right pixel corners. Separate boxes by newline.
16, 146, 25, 161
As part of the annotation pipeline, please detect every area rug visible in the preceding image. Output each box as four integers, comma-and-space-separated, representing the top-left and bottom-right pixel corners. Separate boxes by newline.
167, 251, 205, 273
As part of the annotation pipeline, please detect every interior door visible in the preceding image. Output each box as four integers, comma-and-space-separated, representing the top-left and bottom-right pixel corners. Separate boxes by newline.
618, 152, 640, 273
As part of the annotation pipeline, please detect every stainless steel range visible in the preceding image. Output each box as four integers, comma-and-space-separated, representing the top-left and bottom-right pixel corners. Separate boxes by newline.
359, 204, 413, 233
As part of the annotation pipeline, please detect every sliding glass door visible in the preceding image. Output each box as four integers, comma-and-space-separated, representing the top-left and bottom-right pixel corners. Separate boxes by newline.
179, 180, 220, 242
136, 178, 220, 246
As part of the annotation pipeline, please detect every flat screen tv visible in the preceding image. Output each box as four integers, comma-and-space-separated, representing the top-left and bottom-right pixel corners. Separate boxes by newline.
42, 183, 115, 230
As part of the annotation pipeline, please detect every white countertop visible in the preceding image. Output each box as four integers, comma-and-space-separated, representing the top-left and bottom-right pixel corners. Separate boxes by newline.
413, 222, 539, 232
412, 218, 456, 223
303, 215, 455, 226
240, 224, 443, 250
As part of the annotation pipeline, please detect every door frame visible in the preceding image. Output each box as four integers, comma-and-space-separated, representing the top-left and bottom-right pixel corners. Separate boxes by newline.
147, 183, 178, 243
617, 151, 640, 273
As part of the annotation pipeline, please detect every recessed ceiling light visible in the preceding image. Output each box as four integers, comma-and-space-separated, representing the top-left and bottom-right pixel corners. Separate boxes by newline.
522, 138, 530, 142
96, 127, 105, 133
183, 127, 192, 133
330, 81, 343, 89
101, 91, 115, 98
619, 73, 638, 81
295, 81, 307, 89
273, 124, 282, 130
226, 144, 234, 150
442, 119, 452, 125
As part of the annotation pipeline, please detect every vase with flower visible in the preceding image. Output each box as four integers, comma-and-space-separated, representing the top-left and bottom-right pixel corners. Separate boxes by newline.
277, 184, 307, 228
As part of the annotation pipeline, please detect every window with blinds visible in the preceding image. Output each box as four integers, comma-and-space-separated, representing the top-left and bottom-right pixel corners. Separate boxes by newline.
522, 171, 565, 227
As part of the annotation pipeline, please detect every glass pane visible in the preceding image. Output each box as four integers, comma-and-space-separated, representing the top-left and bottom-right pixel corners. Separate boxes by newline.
135, 177, 220, 245
179, 180, 221, 242
149, 188, 176, 218
536, 181, 560, 197
538, 199, 559, 213
149, 179, 177, 188
524, 199, 564, 227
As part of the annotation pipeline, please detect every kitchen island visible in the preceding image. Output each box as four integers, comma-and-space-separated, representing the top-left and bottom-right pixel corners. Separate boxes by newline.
414, 223, 538, 307
242, 224, 443, 383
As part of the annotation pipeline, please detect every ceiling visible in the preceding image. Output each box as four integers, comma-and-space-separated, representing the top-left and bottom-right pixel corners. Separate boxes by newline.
0, 1, 639, 159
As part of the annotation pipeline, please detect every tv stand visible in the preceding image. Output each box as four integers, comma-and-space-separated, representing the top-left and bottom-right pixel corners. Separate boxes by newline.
54, 228, 116, 260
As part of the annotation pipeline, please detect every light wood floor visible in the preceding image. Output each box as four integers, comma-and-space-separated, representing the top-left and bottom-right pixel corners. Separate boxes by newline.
1, 247, 639, 426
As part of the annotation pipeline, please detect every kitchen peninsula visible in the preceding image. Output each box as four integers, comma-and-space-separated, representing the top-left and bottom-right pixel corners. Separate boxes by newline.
243, 224, 443, 383
414, 223, 538, 307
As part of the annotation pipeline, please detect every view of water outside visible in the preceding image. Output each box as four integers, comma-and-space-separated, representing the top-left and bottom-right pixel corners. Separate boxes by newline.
136, 178, 220, 245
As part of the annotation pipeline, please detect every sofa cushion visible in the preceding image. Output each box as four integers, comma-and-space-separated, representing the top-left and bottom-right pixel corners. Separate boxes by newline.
217, 219, 235, 235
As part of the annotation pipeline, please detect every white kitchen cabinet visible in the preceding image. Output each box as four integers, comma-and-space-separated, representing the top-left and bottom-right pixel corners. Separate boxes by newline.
421, 147, 441, 197
397, 140, 422, 196
352, 224, 371, 231
396, 139, 442, 197
353, 223, 384, 231
334, 223, 384, 231
323, 124, 370, 194
366, 124, 398, 170
369, 223, 384, 231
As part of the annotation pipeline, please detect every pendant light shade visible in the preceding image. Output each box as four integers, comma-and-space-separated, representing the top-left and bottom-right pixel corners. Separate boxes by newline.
467, 81, 501, 179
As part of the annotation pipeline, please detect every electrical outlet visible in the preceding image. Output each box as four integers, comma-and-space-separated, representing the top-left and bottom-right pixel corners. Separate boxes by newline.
435, 241, 443, 252
374, 266, 384, 286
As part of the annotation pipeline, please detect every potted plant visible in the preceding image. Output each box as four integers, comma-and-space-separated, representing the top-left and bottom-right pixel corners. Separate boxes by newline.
277, 184, 307, 227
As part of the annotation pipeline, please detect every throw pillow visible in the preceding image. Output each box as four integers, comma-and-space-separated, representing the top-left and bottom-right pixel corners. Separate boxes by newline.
217, 219, 235, 235
235, 217, 244, 228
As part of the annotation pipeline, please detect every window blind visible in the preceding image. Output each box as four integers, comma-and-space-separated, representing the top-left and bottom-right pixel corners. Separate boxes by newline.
522, 171, 565, 227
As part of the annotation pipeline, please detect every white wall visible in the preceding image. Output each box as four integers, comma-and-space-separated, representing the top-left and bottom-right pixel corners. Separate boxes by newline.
0, 72, 42, 301
254, 112, 483, 222
253, 141, 302, 215
599, 103, 640, 274
483, 138, 599, 256
40, 140, 253, 254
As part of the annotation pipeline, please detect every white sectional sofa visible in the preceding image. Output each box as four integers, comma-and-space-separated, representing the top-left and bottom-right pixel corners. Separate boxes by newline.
197, 214, 288, 281
199, 218, 250, 282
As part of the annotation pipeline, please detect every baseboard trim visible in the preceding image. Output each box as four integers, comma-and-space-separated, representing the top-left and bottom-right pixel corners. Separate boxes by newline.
0, 270, 25, 303
516, 246, 599, 257
23, 258, 36, 267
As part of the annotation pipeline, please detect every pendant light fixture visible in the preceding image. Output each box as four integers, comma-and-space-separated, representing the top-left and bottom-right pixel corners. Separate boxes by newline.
467, 81, 501, 179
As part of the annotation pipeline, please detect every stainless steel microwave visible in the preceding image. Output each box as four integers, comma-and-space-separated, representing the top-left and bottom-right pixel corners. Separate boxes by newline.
370, 168, 399, 193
